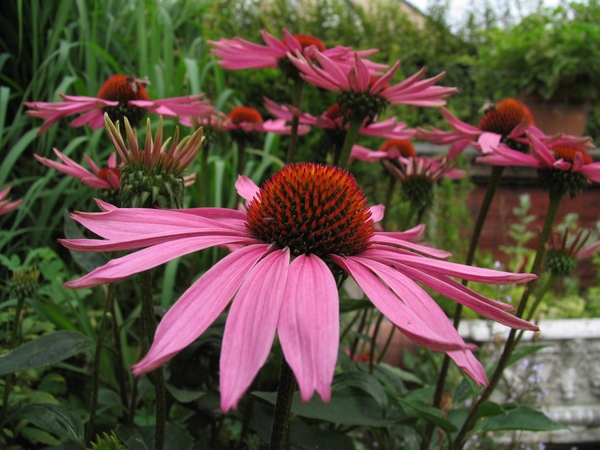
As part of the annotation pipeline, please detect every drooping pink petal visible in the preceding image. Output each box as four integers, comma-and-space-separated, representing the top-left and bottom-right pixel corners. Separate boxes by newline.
370, 234, 453, 259
220, 249, 290, 411
278, 254, 339, 402
369, 204, 385, 223
331, 255, 473, 352
132, 244, 272, 375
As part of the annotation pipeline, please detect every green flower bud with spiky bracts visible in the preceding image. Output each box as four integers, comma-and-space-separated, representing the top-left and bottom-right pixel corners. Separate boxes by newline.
104, 114, 203, 209
88, 431, 122, 450
10, 267, 40, 299
545, 228, 600, 277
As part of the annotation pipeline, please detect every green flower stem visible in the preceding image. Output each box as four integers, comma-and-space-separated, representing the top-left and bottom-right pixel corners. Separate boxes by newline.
0, 291, 27, 425
108, 293, 131, 426
423, 166, 504, 450
453, 191, 563, 449
377, 324, 396, 363
269, 357, 297, 450
85, 283, 115, 445
140, 270, 166, 450
199, 144, 210, 207
369, 313, 385, 374
236, 138, 246, 179
525, 272, 559, 322
336, 119, 362, 169
400, 199, 420, 231
286, 79, 305, 164
381, 175, 397, 230
349, 308, 369, 360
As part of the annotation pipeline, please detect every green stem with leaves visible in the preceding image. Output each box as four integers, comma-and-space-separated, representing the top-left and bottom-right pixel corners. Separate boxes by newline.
140, 270, 166, 450
268, 358, 297, 450
286, 79, 305, 164
453, 191, 563, 449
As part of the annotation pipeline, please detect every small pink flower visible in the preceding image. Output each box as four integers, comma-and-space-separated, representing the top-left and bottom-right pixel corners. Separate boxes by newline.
209, 28, 387, 76
287, 50, 456, 112
0, 185, 22, 216
264, 98, 416, 140
60, 163, 537, 411
25, 74, 215, 134
383, 155, 466, 181
224, 105, 310, 135
35, 149, 121, 190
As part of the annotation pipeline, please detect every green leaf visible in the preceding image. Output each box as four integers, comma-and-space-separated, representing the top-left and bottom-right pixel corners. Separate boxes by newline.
8, 403, 83, 443
473, 403, 567, 433
116, 423, 193, 450
0, 331, 93, 376
507, 345, 548, 367
165, 384, 207, 403
333, 371, 388, 409
254, 386, 405, 426
398, 397, 458, 433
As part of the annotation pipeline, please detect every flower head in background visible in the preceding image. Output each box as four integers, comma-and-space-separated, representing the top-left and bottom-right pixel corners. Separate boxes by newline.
351, 138, 417, 163
546, 228, 600, 276
477, 131, 600, 198
265, 98, 416, 141
288, 50, 456, 122
209, 28, 387, 79
35, 149, 121, 191
0, 185, 22, 216
224, 105, 310, 136
25, 74, 215, 134
61, 163, 537, 411
105, 114, 203, 208
418, 98, 593, 159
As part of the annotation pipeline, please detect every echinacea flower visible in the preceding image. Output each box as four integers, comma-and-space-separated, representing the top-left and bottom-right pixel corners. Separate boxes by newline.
25, 74, 215, 134
35, 149, 121, 190
223, 105, 310, 135
351, 138, 417, 163
546, 228, 600, 276
104, 114, 203, 208
0, 185, 22, 216
288, 50, 457, 122
209, 28, 387, 78
418, 99, 593, 159
60, 163, 538, 411
264, 98, 416, 141
477, 131, 600, 198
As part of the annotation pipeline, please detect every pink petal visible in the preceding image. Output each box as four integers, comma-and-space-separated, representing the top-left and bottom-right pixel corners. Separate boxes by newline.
131, 244, 272, 375
370, 234, 452, 259
220, 249, 290, 411
279, 254, 339, 403
235, 175, 261, 203
369, 204, 385, 223
331, 255, 473, 352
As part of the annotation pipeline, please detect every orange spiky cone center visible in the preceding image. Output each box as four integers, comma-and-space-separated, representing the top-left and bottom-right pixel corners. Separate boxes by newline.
324, 103, 351, 121
292, 34, 326, 52
97, 75, 149, 102
246, 163, 374, 257
97, 167, 121, 183
228, 106, 264, 125
477, 98, 534, 136
380, 139, 416, 157
551, 146, 593, 164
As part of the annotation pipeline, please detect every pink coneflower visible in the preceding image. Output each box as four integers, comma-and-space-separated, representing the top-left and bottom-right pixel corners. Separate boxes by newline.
60, 163, 537, 411
35, 149, 121, 190
0, 185, 22, 216
223, 105, 310, 135
418, 99, 593, 159
209, 28, 387, 78
351, 138, 417, 163
25, 74, 215, 134
287, 50, 457, 121
264, 98, 416, 141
